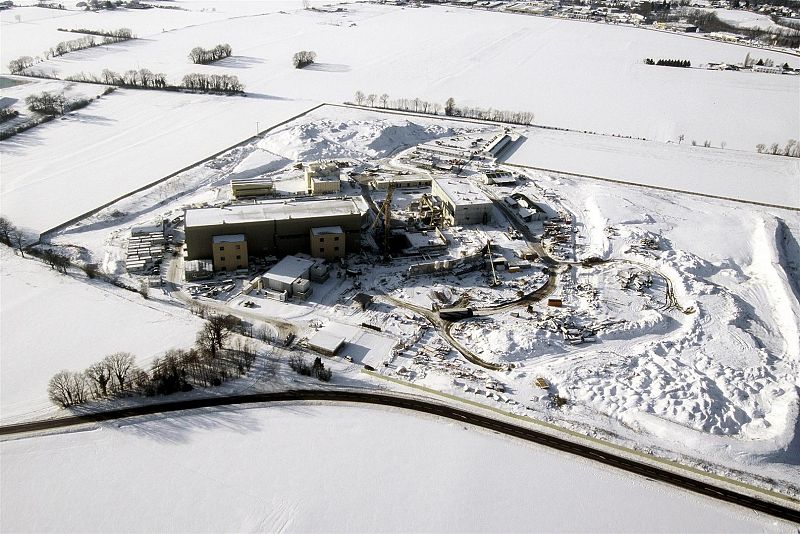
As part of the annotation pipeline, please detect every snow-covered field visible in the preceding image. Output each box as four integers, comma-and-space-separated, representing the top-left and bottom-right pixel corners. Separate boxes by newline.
1, 404, 793, 533
2, 1, 798, 233
504, 126, 800, 208
0, 246, 202, 423
0, 89, 310, 234
713, 8, 795, 32
3, 2, 798, 150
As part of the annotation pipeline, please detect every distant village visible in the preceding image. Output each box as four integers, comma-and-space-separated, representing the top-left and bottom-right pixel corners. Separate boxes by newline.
379, 0, 800, 50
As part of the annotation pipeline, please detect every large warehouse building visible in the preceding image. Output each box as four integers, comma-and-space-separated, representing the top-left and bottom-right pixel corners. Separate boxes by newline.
432, 178, 493, 226
184, 197, 368, 262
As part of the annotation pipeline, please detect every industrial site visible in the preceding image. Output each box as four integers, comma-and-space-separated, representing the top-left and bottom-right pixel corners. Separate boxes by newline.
2, 1, 798, 530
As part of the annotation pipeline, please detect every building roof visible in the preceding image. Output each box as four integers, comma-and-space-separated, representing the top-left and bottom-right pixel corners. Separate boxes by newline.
306, 161, 340, 177
264, 255, 314, 285
307, 329, 346, 355
433, 178, 492, 207
212, 234, 246, 244
311, 226, 344, 236
184, 198, 367, 228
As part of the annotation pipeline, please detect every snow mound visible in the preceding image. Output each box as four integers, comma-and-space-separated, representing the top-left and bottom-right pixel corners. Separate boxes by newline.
258, 118, 455, 162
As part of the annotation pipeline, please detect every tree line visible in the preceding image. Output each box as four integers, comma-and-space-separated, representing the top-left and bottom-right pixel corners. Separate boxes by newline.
48, 314, 259, 408
188, 43, 232, 65
756, 139, 800, 157
289, 354, 332, 382
351, 92, 535, 125
63, 69, 244, 94
7, 28, 135, 74
293, 50, 317, 69
57, 27, 135, 39
644, 58, 691, 68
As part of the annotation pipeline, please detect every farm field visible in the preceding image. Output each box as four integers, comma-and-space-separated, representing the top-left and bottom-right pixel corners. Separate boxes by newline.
1, 404, 793, 533
0, 246, 202, 423
0, 88, 310, 234
3, 2, 797, 151
504, 126, 800, 208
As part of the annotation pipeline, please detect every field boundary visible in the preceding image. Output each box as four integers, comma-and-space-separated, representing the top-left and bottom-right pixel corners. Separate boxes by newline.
361, 369, 799, 506
37, 100, 328, 242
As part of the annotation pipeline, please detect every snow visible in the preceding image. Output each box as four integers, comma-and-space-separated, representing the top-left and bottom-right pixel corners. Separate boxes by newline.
505, 126, 800, 208
1, 404, 794, 533
713, 9, 791, 31
0, 89, 310, 234
0, 245, 202, 423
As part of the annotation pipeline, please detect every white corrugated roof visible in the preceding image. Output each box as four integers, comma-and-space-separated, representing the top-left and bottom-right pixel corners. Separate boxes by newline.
185, 198, 367, 228
263, 255, 314, 285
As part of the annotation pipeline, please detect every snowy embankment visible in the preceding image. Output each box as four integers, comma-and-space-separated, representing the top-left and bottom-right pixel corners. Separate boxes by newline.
1, 404, 794, 533
0, 246, 202, 423
505, 127, 800, 208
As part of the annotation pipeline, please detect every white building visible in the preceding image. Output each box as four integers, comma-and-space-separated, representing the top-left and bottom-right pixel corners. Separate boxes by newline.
305, 162, 342, 195
432, 178, 493, 226
262, 255, 314, 299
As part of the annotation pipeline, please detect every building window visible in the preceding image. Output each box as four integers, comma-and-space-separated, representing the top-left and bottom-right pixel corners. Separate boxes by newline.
235, 245, 241, 250
319, 237, 324, 243
219, 246, 224, 251
236, 255, 241, 260
319, 248, 325, 253
334, 246, 339, 252
334, 236, 339, 241
220, 256, 225, 261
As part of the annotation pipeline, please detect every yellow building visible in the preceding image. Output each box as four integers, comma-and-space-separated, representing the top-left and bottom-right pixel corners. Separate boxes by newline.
305, 162, 341, 195
310, 226, 345, 261
212, 234, 248, 272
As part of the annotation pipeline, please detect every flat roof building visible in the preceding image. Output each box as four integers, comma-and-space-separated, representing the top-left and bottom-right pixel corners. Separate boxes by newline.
432, 178, 493, 226
212, 234, 248, 272
310, 226, 346, 261
230, 176, 273, 199
184, 197, 367, 262
262, 255, 314, 299
305, 161, 341, 195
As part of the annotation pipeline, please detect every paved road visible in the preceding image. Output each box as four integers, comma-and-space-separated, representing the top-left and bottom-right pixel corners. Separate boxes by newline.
1, 390, 797, 523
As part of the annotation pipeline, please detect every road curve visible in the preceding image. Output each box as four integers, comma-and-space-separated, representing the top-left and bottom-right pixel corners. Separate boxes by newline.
1, 390, 798, 523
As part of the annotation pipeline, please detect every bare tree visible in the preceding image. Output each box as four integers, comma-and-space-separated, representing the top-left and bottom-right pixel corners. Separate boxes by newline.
10, 229, 27, 258
678, 134, 684, 144
379, 93, 388, 108
0, 216, 15, 246
769, 142, 780, 155
48, 370, 88, 407
354, 90, 365, 105
366, 93, 377, 107
85, 361, 112, 398
756, 143, 766, 153
104, 352, 137, 394
444, 97, 456, 116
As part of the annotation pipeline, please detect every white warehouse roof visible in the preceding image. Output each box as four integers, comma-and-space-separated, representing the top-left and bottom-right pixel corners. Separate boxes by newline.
433, 178, 492, 207
264, 255, 314, 285
185, 198, 367, 228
